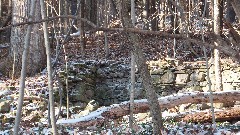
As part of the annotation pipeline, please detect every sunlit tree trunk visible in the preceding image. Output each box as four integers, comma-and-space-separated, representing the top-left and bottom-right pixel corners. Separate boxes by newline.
5, 0, 46, 78
13, 1, 36, 134
213, 0, 223, 92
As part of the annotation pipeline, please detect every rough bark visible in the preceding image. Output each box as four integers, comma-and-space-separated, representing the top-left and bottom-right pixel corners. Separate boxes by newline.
58, 91, 240, 128
231, 0, 240, 22
114, 0, 163, 134
213, 0, 223, 92
2, 0, 46, 78
150, 0, 157, 31
13, 0, 36, 134
129, 0, 136, 130
104, 0, 109, 58
78, 0, 85, 56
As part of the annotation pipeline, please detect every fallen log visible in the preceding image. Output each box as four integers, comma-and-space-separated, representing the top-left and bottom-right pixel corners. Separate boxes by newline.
165, 107, 240, 123
57, 91, 240, 128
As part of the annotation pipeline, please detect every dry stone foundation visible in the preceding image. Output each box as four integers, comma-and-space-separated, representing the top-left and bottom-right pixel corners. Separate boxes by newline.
59, 59, 240, 106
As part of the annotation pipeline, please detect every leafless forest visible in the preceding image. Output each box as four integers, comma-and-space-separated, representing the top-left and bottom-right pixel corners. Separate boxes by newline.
1, 0, 240, 134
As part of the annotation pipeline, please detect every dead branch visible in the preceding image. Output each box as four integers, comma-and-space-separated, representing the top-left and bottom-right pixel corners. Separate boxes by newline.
57, 91, 240, 128
0, 15, 97, 31
2, 15, 240, 62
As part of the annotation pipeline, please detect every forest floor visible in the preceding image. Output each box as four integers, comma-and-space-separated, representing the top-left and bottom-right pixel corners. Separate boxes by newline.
0, 31, 240, 134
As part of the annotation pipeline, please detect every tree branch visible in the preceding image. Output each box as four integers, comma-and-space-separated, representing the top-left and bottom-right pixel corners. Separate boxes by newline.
2, 16, 240, 62
0, 15, 97, 31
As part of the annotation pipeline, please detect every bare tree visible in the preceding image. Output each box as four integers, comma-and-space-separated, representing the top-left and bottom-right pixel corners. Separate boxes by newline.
129, 0, 136, 130
104, 0, 109, 58
114, 0, 163, 134
40, 0, 58, 134
13, 0, 36, 134
213, 0, 223, 92
78, 0, 85, 56
200, 0, 216, 128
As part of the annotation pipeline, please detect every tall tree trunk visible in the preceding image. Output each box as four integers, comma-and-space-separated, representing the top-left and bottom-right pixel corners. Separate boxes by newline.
150, 0, 157, 31
64, 0, 69, 34
0, 0, 2, 17
40, 0, 58, 134
4, 0, 46, 78
104, 0, 109, 58
231, 0, 240, 22
90, 0, 97, 25
78, 0, 85, 56
213, 0, 223, 92
159, 0, 166, 30
13, 0, 36, 134
129, 0, 136, 130
143, 0, 150, 29
114, 0, 163, 134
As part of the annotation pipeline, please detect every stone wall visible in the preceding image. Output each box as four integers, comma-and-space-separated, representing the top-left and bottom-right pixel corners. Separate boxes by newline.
59, 59, 240, 106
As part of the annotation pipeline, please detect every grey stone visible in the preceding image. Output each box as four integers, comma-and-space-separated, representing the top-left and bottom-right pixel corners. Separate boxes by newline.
160, 70, 175, 84
0, 99, 11, 113
190, 72, 206, 81
176, 74, 189, 84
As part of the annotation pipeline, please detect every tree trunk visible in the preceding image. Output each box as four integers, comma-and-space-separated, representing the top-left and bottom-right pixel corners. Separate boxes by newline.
129, 0, 136, 130
40, 0, 58, 134
13, 0, 36, 134
150, 0, 157, 31
0, 0, 1, 17
231, 0, 240, 22
213, 0, 223, 92
78, 0, 85, 56
4, 0, 46, 78
143, 0, 150, 29
104, 0, 109, 58
90, 0, 97, 25
114, 0, 163, 134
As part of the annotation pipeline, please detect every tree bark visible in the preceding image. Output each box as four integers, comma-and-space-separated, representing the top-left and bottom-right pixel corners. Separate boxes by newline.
213, 0, 223, 92
114, 0, 163, 134
231, 0, 240, 22
13, 0, 36, 134
129, 0, 136, 130
104, 0, 109, 58
3, 0, 46, 78
78, 0, 85, 56
150, 0, 157, 31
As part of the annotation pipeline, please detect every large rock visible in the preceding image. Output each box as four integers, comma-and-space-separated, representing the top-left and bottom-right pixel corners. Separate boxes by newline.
176, 74, 189, 84
190, 72, 206, 81
0, 99, 11, 113
160, 70, 175, 84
